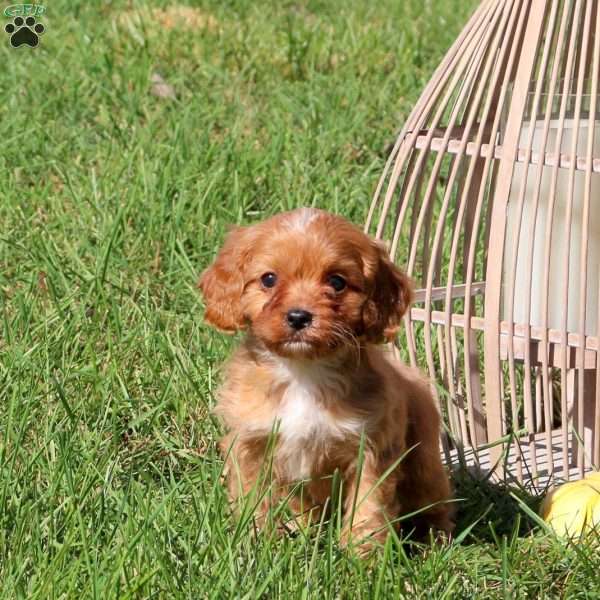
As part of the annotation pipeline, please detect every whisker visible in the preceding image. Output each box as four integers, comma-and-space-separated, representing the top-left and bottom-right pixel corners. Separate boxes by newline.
330, 323, 362, 360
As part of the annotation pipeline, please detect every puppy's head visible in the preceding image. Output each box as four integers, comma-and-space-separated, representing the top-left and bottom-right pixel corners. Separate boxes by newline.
199, 208, 412, 358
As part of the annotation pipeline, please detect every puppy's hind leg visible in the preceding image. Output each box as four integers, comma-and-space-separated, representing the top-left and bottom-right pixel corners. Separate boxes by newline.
397, 394, 454, 537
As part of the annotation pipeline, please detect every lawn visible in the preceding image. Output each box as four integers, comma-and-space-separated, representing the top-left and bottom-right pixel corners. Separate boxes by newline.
1, 0, 599, 597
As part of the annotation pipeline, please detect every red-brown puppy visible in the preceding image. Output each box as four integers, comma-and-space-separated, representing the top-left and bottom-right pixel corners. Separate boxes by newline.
199, 208, 453, 550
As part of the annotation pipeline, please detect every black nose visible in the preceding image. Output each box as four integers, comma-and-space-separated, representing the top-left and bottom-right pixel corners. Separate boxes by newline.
286, 309, 313, 330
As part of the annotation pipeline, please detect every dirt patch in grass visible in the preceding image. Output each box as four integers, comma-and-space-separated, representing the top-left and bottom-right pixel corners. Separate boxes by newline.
117, 5, 219, 38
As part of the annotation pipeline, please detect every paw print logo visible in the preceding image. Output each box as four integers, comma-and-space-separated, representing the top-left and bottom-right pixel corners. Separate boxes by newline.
5, 16, 45, 48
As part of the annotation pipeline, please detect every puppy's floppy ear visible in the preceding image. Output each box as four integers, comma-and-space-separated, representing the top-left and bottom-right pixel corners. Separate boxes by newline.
362, 242, 413, 343
198, 226, 255, 332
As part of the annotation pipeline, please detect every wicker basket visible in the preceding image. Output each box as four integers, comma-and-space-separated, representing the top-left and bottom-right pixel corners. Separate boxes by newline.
366, 0, 600, 489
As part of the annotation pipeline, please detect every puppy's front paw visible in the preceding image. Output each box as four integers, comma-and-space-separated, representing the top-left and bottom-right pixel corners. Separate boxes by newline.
425, 509, 455, 540
407, 509, 455, 543
340, 524, 386, 557
430, 525, 454, 546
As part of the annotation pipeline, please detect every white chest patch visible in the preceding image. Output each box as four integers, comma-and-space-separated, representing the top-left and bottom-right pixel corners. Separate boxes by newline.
277, 380, 362, 442
270, 359, 367, 479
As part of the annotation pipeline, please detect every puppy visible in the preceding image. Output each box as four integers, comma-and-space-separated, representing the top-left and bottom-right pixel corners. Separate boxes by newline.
199, 208, 453, 550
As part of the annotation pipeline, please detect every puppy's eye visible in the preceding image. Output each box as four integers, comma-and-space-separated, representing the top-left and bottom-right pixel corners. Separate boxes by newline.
327, 274, 346, 292
260, 272, 278, 288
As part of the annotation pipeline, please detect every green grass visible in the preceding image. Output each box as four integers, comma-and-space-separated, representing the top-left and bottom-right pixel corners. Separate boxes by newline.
1, 0, 599, 597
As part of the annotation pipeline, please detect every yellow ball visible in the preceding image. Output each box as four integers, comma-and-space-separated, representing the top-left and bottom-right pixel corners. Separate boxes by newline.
540, 472, 600, 538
